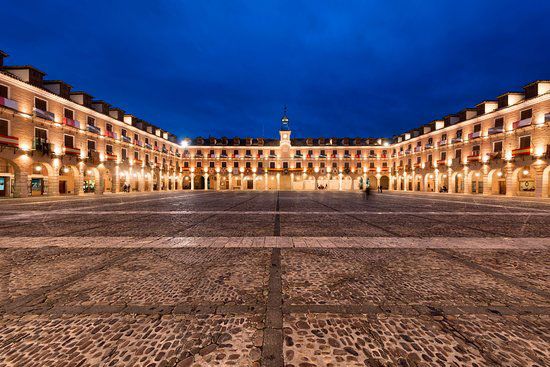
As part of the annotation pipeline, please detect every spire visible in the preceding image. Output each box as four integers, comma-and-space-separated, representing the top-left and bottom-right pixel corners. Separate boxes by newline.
281, 105, 290, 131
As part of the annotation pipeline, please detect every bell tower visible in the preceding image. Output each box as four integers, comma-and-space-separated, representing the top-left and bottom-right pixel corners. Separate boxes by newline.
279, 106, 291, 146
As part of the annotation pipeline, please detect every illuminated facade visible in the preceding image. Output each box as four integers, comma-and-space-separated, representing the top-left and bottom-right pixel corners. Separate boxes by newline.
1, 50, 549, 198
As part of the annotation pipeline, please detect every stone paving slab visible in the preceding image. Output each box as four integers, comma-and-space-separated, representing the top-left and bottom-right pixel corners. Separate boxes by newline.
0, 313, 263, 367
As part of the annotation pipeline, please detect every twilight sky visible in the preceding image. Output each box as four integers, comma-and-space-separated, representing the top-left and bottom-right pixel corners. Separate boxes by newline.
3, 0, 549, 139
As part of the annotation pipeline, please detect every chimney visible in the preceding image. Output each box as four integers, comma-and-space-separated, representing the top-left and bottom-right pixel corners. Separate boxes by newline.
497, 92, 524, 109
43, 80, 72, 99
70, 91, 93, 108
475, 101, 498, 116
91, 100, 111, 115
0, 50, 8, 66
108, 107, 125, 121
2, 65, 46, 87
523, 80, 550, 99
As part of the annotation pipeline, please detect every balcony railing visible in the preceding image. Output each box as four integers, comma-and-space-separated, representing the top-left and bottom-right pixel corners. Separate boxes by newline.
318, 154, 327, 158
64, 146, 80, 156
488, 127, 504, 135
0, 97, 19, 110
438, 140, 447, 146
106, 153, 118, 161
486, 151, 502, 160
33, 138, 51, 154
436, 159, 447, 166
425, 143, 433, 149
414, 146, 422, 153
451, 137, 463, 144
404, 150, 412, 155
121, 135, 132, 143
0, 134, 19, 147
33, 107, 55, 121
467, 153, 480, 162
87, 124, 101, 135
512, 147, 532, 157
153, 146, 159, 152
343, 154, 351, 158
62, 117, 80, 129
104, 130, 117, 139
368, 154, 376, 158
512, 118, 532, 129
468, 131, 481, 140
145, 142, 152, 149
134, 139, 143, 147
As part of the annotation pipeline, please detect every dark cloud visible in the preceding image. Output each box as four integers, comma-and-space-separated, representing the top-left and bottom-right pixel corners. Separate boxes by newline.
2, 0, 549, 139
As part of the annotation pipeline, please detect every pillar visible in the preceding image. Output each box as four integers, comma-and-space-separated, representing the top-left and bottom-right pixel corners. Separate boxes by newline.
204, 174, 209, 190
216, 173, 220, 190
240, 173, 245, 190
229, 174, 233, 190
276, 173, 280, 190
482, 165, 490, 195
13, 171, 29, 198
338, 174, 343, 191
505, 163, 514, 197
190, 173, 195, 190
47, 172, 60, 196
534, 164, 546, 198
264, 173, 268, 190
464, 167, 471, 194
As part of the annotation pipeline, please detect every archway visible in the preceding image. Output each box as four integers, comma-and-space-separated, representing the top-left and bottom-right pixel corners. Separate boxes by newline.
0, 157, 18, 197
194, 175, 205, 190
367, 175, 378, 190
488, 169, 506, 195
424, 174, 435, 192
58, 165, 78, 195
414, 174, 423, 191
380, 175, 390, 190
513, 166, 535, 197
82, 166, 100, 194
438, 172, 449, 192
29, 162, 54, 196
452, 172, 464, 193
468, 170, 483, 194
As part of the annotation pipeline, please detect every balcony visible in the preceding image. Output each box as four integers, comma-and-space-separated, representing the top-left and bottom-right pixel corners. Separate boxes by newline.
162, 147, 168, 154
413, 163, 422, 168
486, 151, 502, 160
220, 153, 228, 158
425, 143, 433, 149
153, 145, 159, 152
451, 137, 463, 144
33, 107, 55, 121
62, 117, 80, 129
488, 127, 504, 135
244, 154, 252, 158
87, 124, 101, 135
269, 154, 277, 158
467, 153, 480, 162
512, 147, 532, 157
294, 153, 302, 159
33, 138, 51, 154
404, 150, 412, 155
437, 159, 447, 166
106, 153, 118, 161
133, 159, 143, 166
104, 130, 117, 139
64, 146, 80, 156
0, 96, 19, 111
318, 154, 327, 158
134, 139, 143, 147
438, 140, 447, 147
368, 154, 376, 158
380, 154, 387, 159
0, 134, 19, 147
195, 153, 203, 158
145, 142, 152, 149
512, 118, 532, 129
355, 154, 361, 158
330, 154, 337, 158
468, 131, 481, 140
414, 146, 422, 153
175, 152, 181, 158
343, 154, 351, 158
233, 154, 240, 159
121, 135, 132, 143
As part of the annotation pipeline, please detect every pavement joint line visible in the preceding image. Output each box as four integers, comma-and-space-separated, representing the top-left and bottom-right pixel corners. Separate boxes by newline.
261, 248, 283, 367
274, 191, 281, 237
432, 248, 550, 300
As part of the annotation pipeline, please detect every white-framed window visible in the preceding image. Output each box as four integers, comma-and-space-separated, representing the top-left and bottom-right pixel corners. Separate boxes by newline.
87, 116, 95, 126
63, 108, 75, 120
121, 148, 127, 160
520, 109, 532, 121
34, 97, 48, 111
87, 139, 96, 152
106, 144, 113, 155
0, 118, 10, 136
0, 83, 9, 99
493, 140, 503, 153
63, 134, 75, 148
519, 135, 531, 149
34, 127, 48, 140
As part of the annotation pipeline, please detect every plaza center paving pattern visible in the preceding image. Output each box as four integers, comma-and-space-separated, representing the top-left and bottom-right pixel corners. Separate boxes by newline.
0, 191, 548, 367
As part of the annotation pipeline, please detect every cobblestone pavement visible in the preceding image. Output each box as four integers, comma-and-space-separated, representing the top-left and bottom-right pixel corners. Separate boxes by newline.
0, 191, 549, 366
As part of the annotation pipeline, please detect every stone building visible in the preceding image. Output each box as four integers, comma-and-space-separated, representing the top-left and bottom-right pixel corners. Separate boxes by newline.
1, 50, 549, 198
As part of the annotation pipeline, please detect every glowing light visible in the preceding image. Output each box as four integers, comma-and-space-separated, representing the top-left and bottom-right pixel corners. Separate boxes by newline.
314, 167, 319, 173
181, 140, 189, 148
522, 169, 529, 176
497, 171, 503, 177
475, 172, 481, 177
239, 167, 245, 173
34, 165, 42, 172
63, 167, 70, 174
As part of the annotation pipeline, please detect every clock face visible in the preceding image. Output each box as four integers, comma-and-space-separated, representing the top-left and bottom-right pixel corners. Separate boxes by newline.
283, 134, 287, 139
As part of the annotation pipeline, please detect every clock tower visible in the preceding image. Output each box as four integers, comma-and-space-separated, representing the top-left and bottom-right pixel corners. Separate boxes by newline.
279, 106, 291, 146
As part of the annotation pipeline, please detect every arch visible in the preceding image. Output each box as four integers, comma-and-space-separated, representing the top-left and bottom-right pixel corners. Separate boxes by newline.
487, 168, 506, 195
414, 174, 423, 192
467, 169, 483, 194
438, 171, 449, 192
0, 157, 20, 197
194, 175, 205, 190
82, 166, 100, 194
379, 175, 390, 190
424, 173, 435, 192
451, 171, 464, 193
58, 164, 79, 195
513, 166, 535, 197
367, 175, 378, 190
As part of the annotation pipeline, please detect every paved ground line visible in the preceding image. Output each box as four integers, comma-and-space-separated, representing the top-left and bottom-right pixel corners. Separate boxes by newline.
262, 248, 283, 367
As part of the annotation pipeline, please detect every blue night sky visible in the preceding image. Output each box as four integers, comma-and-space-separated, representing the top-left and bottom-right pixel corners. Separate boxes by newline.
3, 0, 549, 140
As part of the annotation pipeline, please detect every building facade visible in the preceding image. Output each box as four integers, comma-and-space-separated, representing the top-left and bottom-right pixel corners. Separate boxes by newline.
1, 50, 549, 198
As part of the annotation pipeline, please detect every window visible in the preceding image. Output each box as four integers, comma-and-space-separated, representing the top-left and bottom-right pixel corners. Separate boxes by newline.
441, 134, 447, 141
319, 162, 325, 168
0, 84, 8, 98
258, 162, 263, 168
246, 149, 251, 155
221, 162, 226, 168
455, 149, 462, 159
106, 144, 113, 155
494, 117, 504, 128
145, 154, 150, 163
356, 162, 361, 168
370, 162, 375, 168
0, 119, 9, 136
35, 127, 48, 141
258, 149, 263, 156
296, 162, 301, 169
519, 135, 531, 149
197, 162, 202, 168
134, 133, 139, 141
121, 148, 127, 160
472, 145, 480, 155
344, 162, 350, 168
121, 129, 127, 137
427, 138, 433, 145
210, 149, 215, 155
440, 152, 446, 160
270, 162, 275, 169
308, 150, 313, 156
520, 109, 532, 120
64, 108, 74, 120
106, 123, 113, 132
64, 134, 74, 148
87, 116, 95, 127
234, 162, 239, 168
416, 157, 421, 164
427, 154, 432, 163
34, 97, 47, 111
473, 124, 481, 133
456, 129, 463, 138
307, 162, 313, 168
210, 161, 215, 168
493, 141, 503, 153
332, 162, 337, 168
145, 137, 149, 144
270, 150, 275, 156
87, 140, 96, 152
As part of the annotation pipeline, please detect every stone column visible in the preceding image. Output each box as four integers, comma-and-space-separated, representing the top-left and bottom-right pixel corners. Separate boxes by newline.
216, 173, 220, 190
47, 172, 60, 196
314, 176, 318, 190
464, 167, 471, 194
505, 163, 514, 197
482, 165, 490, 195
290, 173, 294, 191
338, 174, 343, 191
264, 173, 268, 190
228, 174, 233, 190
447, 168, 453, 193
13, 171, 29, 198
190, 173, 195, 190
203, 174, 208, 190
240, 173, 245, 190
534, 164, 547, 198
276, 173, 280, 190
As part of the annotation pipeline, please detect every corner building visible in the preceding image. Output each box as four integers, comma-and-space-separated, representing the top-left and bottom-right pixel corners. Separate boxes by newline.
0, 50, 549, 198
